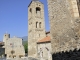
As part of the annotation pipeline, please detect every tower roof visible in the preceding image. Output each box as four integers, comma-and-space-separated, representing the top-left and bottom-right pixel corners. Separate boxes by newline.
28, 0, 43, 7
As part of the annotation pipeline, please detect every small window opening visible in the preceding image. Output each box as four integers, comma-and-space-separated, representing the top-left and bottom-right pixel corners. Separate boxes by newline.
36, 7, 41, 13
36, 7, 41, 17
36, 22, 38, 28
30, 8, 32, 13
13, 55, 16, 58
39, 22, 41, 28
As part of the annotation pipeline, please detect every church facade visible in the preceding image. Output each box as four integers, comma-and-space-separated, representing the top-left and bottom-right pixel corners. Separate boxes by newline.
3, 33, 25, 58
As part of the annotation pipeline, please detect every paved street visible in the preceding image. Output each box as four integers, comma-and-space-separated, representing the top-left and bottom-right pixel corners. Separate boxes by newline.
0, 57, 28, 60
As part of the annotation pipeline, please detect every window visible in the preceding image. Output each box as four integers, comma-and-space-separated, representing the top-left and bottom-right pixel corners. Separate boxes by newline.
36, 7, 41, 13
39, 22, 41, 28
36, 22, 38, 28
30, 8, 32, 13
13, 55, 16, 58
36, 7, 41, 17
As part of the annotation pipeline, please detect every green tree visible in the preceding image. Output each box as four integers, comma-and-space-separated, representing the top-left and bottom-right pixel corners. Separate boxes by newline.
23, 41, 28, 53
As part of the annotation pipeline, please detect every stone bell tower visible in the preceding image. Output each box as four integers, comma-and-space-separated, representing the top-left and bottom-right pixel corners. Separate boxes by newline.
3, 33, 10, 54
28, 0, 46, 58
3, 33, 10, 46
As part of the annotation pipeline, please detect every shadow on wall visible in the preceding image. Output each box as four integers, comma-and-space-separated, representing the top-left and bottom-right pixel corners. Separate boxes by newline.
52, 49, 80, 60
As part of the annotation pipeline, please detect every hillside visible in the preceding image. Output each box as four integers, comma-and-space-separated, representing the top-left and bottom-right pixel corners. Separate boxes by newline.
21, 36, 28, 53
22, 36, 28, 41
21, 36, 28, 45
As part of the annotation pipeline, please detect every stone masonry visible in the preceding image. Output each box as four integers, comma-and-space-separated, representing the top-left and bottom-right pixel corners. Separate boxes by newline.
28, 0, 46, 58
47, 0, 80, 54
28, 0, 80, 60
3, 33, 25, 58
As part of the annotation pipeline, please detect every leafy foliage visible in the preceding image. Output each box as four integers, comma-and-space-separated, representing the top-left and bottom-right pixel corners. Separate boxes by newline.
23, 41, 28, 53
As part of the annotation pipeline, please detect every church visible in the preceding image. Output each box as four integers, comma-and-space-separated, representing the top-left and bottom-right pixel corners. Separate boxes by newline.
0, 33, 25, 59
28, 0, 80, 60
28, 0, 52, 60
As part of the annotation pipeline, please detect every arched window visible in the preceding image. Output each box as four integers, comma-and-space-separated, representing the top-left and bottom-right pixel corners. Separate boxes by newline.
30, 8, 32, 13
36, 7, 41, 13
36, 22, 38, 28
36, 7, 41, 17
39, 22, 41, 28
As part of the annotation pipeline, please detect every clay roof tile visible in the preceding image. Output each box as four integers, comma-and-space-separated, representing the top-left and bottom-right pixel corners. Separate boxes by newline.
37, 36, 51, 43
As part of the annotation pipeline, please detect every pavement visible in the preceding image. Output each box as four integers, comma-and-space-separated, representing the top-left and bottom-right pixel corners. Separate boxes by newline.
0, 57, 28, 60
28, 57, 38, 60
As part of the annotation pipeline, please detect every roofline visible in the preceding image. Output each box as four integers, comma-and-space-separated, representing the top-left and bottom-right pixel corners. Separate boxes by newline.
28, 0, 44, 7
37, 41, 51, 44
28, 1, 32, 7
0, 42, 4, 46
46, 31, 50, 34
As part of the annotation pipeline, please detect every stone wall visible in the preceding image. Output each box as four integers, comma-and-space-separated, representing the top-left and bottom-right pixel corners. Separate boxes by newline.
37, 42, 52, 60
6, 37, 25, 58
28, 1, 46, 58
47, 0, 80, 54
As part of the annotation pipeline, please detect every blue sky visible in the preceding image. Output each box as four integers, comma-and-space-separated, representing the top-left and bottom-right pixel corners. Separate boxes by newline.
0, 0, 50, 41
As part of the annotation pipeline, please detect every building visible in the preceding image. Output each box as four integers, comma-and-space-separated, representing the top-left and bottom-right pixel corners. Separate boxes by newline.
0, 42, 5, 58
47, 0, 80, 59
28, 0, 46, 58
28, 0, 80, 60
3, 33, 25, 58
37, 35, 52, 60
28, 0, 52, 60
